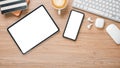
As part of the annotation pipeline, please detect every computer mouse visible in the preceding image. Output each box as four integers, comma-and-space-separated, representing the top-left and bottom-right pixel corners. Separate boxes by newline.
106, 24, 120, 45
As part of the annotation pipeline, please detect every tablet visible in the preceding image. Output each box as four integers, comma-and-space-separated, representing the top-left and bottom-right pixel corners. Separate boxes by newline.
63, 10, 84, 41
7, 5, 59, 54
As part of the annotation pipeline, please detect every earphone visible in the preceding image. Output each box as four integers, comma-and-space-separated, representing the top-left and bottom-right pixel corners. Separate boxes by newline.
87, 17, 94, 23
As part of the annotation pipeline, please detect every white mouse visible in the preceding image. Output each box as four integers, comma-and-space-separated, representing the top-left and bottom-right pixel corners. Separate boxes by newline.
106, 24, 120, 45
95, 18, 105, 28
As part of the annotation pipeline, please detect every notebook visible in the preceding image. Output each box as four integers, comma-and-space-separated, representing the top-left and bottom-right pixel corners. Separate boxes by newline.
0, 0, 27, 14
11, 0, 30, 16
7, 5, 59, 54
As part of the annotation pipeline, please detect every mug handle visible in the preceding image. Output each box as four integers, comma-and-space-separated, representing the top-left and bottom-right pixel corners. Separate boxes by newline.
58, 9, 61, 15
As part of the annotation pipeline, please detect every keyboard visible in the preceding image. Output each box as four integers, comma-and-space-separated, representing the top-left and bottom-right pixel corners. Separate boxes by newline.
72, 0, 120, 22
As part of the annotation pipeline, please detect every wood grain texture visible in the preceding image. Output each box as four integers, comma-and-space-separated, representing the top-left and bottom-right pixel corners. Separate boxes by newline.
0, 0, 120, 68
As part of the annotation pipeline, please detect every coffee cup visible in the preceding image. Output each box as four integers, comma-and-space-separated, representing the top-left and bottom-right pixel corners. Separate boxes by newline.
51, 0, 68, 15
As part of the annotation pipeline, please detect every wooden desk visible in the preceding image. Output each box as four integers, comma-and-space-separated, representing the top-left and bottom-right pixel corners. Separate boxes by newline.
0, 0, 120, 68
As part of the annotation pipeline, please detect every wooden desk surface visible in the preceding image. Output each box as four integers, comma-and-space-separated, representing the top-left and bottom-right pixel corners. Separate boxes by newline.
0, 0, 120, 68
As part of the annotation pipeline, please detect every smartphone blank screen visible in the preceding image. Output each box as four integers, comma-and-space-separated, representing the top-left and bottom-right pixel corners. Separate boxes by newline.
63, 10, 84, 41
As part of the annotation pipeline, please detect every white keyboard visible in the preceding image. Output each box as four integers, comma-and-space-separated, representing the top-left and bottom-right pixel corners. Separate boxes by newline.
72, 0, 120, 22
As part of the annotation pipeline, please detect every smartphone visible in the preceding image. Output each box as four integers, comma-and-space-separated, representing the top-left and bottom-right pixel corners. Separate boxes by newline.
63, 10, 84, 41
